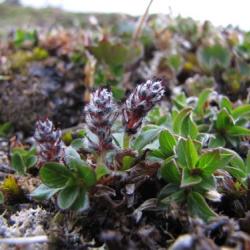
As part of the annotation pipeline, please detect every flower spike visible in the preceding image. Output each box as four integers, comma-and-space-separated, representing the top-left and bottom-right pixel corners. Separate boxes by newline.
122, 80, 165, 134
34, 118, 64, 167
84, 88, 118, 152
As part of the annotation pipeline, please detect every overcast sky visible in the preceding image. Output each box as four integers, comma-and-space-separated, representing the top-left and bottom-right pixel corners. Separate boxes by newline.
20, 0, 250, 30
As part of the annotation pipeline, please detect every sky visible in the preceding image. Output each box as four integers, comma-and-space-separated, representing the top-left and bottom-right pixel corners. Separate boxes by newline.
20, 0, 250, 30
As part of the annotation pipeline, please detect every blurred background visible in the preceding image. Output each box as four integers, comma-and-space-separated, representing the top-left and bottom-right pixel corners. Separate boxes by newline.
9, 0, 250, 30
1, 0, 250, 136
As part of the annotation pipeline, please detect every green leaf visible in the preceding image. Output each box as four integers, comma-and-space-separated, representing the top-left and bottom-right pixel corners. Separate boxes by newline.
217, 150, 234, 167
113, 132, 124, 148
246, 151, 250, 174
25, 155, 37, 169
198, 150, 220, 176
78, 166, 97, 188
88, 40, 127, 66
12, 147, 36, 159
216, 108, 234, 131
0, 191, 4, 204
147, 106, 167, 125
122, 156, 135, 170
219, 148, 246, 177
158, 183, 179, 200
181, 168, 202, 188
159, 189, 185, 207
167, 54, 183, 73
225, 149, 245, 170
77, 130, 86, 138
95, 165, 110, 180
198, 175, 216, 191
31, 184, 60, 201
173, 93, 187, 110
176, 138, 199, 169
64, 146, 81, 168
173, 107, 192, 134
187, 192, 217, 221
149, 149, 166, 159
181, 115, 198, 139
220, 96, 233, 113
232, 104, 250, 120
0, 122, 12, 137
14, 29, 38, 48
40, 163, 72, 188
160, 157, 181, 184
57, 185, 80, 209
132, 127, 162, 151
111, 86, 125, 100
197, 44, 231, 71
225, 166, 246, 180
208, 135, 226, 148
195, 89, 212, 116
227, 126, 250, 136
237, 59, 250, 77
159, 130, 176, 156
176, 138, 186, 167
11, 152, 26, 175
88, 40, 142, 66
70, 188, 89, 212
70, 139, 85, 150
235, 118, 248, 126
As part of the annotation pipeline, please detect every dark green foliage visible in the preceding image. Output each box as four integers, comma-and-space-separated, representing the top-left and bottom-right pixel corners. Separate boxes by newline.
30, 84, 250, 221
0, 191, 4, 204
0, 122, 12, 137
11, 147, 37, 175
13, 29, 38, 48
32, 147, 97, 211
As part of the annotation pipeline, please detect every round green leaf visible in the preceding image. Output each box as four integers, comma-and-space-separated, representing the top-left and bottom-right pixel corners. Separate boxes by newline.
71, 188, 89, 212
78, 166, 97, 188
25, 155, 37, 169
40, 163, 72, 188
31, 184, 60, 201
57, 185, 80, 209
11, 152, 26, 175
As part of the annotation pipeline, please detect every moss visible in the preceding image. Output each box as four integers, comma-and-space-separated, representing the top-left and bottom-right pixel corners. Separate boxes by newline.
32, 47, 49, 61
1, 176, 21, 196
10, 50, 31, 71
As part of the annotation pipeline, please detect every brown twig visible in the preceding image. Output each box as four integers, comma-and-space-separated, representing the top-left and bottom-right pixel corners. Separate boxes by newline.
132, 0, 154, 43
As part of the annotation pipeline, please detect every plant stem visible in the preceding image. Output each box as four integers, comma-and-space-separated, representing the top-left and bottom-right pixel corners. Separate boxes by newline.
97, 151, 105, 166
123, 132, 130, 149
132, 0, 154, 42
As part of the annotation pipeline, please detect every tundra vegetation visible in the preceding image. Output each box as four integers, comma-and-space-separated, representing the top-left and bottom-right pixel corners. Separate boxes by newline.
0, 3, 250, 249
